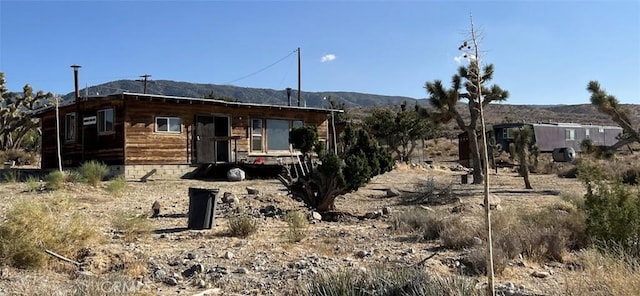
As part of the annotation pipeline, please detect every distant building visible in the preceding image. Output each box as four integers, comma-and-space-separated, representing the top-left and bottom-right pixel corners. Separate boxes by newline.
458, 122, 623, 167
492, 122, 623, 153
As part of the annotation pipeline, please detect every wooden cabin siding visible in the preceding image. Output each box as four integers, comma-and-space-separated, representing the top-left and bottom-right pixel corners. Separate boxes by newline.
122, 97, 329, 165
39, 93, 333, 171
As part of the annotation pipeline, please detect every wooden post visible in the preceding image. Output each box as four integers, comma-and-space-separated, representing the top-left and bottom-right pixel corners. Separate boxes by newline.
55, 97, 62, 172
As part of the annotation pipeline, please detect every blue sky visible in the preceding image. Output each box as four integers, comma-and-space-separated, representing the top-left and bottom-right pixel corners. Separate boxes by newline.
1, 0, 638, 105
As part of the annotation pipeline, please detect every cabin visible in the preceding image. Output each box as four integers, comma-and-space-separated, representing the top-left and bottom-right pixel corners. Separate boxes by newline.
492, 122, 623, 153
36, 92, 339, 180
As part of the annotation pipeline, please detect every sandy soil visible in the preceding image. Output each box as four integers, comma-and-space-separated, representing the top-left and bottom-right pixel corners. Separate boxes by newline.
0, 160, 590, 295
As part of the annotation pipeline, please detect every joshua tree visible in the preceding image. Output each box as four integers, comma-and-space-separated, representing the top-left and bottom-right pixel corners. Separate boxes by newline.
587, 81, 639, 152
513, 126, 534, 189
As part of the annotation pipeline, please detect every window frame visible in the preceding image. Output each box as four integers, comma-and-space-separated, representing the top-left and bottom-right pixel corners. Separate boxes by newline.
250, 118, 304, 153
155, 116, 182, 134
97, 108, 114, 135
565, 128, 575, 141
64, 112, 76, 142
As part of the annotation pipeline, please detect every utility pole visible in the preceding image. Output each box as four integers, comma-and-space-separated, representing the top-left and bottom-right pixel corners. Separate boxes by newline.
139, 74, 151, 94
297, 48, 301, 107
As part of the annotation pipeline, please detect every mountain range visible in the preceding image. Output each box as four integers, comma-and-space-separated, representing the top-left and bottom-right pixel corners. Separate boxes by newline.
61, 79, 639, 127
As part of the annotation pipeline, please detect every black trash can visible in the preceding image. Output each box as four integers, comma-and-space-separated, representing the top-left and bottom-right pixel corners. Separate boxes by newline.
187, 188, 219, 230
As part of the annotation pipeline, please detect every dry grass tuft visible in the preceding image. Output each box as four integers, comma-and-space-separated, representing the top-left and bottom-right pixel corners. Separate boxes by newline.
228, 213, 259, 238
284, 210, 308, 243
439, 216, 481, 250
565, 248, 640, 296
106, 175, 128, 197
111, 211, 153, 242
389, 207, 444, 241
0, 195, 100, 269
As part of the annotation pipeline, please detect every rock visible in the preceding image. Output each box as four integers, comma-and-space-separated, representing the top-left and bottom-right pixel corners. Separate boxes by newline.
310, 211, 322, 221
227, 168, 246, 182
154, 268, 167, 280
259, 205, 283, 217
235, 267, 249, 274
151, 200, 161, 217
182, 267, 197, 278
355, 250, 369, 258
222, 192, 238, 204
224, 251, 234, 259
473, 237, 483, 246
164, 277, 178, 286
364, 211, 382, 219
246, 186, 259, 195
186, 252, 197, 260
358, 267, 368, 273
386, 188, 401, 198
195, 279, 207, 288
168, 260, 181, 267
382, 207, 391, 215
531, 270, 550, 278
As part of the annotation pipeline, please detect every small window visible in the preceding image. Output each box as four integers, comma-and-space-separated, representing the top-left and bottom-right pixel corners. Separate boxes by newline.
251, 119, 263, 152
65, 112, 76, 142
293, 120, 303, 128
156, 117, 181, 133
599, 128, 605, 133
565, 128, 575, 141
97, 108, 114, 134
585, 129, 590, 139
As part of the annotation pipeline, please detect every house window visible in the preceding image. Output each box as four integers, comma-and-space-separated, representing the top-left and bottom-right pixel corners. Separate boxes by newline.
156, 117, 181, 133
97, 108, 114, 134
251, 118, 304, 153
585, 129, 590, 139
502, 128, 515, 139
65, 112, 76, 142
565, 128, 575, 141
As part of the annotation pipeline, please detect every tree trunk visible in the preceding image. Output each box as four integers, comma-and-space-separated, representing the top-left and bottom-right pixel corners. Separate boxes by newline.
519, 151, 533, 189
467, 128, 484, 184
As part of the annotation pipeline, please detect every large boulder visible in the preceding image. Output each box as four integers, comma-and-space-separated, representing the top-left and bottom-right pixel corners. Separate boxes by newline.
227, 168, 246, 182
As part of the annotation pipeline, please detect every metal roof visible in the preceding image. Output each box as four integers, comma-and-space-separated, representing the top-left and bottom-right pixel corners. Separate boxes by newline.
34, 91, 343, 115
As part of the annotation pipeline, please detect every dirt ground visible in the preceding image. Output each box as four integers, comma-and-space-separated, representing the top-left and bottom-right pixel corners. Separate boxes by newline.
0, 156, 599, 295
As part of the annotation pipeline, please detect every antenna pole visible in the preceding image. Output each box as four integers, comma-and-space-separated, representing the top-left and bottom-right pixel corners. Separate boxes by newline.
297, 48, 301, 107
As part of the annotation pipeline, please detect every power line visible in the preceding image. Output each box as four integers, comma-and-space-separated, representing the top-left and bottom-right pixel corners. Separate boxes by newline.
224, 49, 297, 85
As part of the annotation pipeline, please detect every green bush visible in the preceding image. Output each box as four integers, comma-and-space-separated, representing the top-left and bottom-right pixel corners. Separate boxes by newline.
228, 214, 259, 238
106, 175, 128, 197
0, 195, 99, 269
284, 210, 308, 243
79, 160, 109, 186
44, 170, 65, 191
297, 265, 481, 296
65, 170, 83, 183
584, 178, 640, 256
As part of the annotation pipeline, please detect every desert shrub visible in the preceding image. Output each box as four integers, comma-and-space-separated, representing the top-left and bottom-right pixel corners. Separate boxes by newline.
79, 160, 109, 186
297, 265, 481, 296
2, 169, 19, 183
0, 195, 99, 269
439, 216, 480, 250
25, 175, 41, 192
0, 149, 37, 166
228, 214, 259, 238
401, 178, 455, 205
44, 170, 65, 191
584, 177, 640, 256
111, 211, 152, 242
490, 205, 587, 262
389, 207, 444, 241
65, 170, 83, 183
565, 248, 640, 296
106, 175, 128, 197
622, 167, 640, 185
284, 210, 308, 243
462, 246, 508, 276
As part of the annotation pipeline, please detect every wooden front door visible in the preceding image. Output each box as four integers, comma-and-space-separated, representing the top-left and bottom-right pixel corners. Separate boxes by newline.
195, 115, 230, 163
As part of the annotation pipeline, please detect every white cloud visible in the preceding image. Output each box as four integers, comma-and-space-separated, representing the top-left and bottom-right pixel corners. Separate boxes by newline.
453, 53, 477, 64
321, 54, 336, 63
